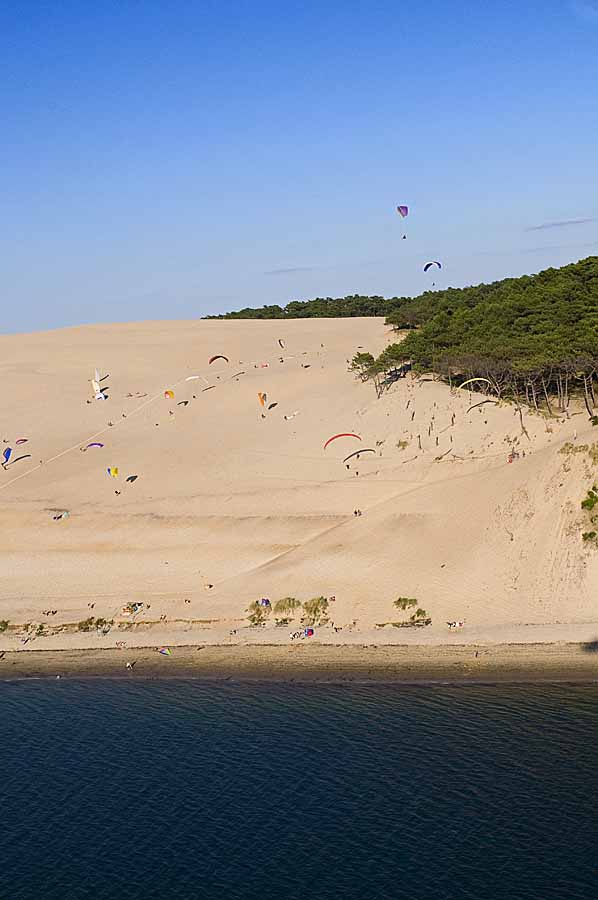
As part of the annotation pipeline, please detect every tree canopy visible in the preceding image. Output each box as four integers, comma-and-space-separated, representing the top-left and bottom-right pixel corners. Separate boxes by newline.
359, 256, 598, 414
205, 294, 401, 319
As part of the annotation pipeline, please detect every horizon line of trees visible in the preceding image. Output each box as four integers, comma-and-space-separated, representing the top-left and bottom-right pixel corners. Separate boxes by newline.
205, 294, 411, 319
204, 255, 598, 415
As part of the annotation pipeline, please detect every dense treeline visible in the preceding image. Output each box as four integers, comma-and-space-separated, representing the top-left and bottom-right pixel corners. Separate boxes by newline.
351, 257, 598, 415
205, 294, 404, 319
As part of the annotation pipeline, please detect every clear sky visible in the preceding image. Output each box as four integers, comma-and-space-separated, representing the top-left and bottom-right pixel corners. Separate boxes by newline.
2, 0, 597, 332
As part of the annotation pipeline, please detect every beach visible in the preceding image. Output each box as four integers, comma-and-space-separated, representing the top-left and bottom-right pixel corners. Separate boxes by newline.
2, 640, 597, 682
1, 316, 598, 675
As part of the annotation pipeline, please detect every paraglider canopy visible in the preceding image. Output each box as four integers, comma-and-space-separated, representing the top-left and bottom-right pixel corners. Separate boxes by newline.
343, 448, 375, 464
209, 355, 229, 365
164, 390, 175, 400
423, 261, 442, 272
158, 647, 172, 656
258, 392, 267, 407
323, 433, 361, 451
278, 339, 285, 349
3, 448, 12, 464
107, 467, 119, 478
457, 377, 493, 392
396, 205, 408, 217
8, 454, 30, 466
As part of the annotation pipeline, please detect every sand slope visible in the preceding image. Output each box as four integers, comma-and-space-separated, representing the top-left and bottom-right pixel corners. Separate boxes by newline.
1, 317, 598, 650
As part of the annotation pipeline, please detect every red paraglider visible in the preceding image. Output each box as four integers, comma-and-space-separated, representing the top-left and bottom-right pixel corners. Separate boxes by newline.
323, 433, 362, 451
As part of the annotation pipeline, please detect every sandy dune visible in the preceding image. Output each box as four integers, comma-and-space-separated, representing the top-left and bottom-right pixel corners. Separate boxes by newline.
1, 317, 598, 654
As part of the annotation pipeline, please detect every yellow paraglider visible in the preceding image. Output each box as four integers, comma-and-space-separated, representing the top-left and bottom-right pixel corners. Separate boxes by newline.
258, 392, 267, 408
107, 467, 119, 478
164, 390, 175, 400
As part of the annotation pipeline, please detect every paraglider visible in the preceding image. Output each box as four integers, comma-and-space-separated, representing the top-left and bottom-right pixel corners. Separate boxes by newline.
82, 442, 104, 451
158, 647, 172, 656
457, 377, 493, 393
396, 205, 408, 239
164, 390, 174, 400
343, 448, 376, 464
7, 454, 30, 467
2, 448, 12, 468
126, 475, 138, 483
258, 392, 267, 408
15, 438, 28, 445
423, 260, 442, 286
209, 355, 229, 365
91, 368, 107, 400
278, 339, 285, 349
267, 402, 278, 411
323, 433, 361, 451
107, 467, 119, 478
177, 400, 189, 406
185, 375, 201, 382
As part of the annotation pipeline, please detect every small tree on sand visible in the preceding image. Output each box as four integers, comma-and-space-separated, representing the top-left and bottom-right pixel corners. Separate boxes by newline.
301, 596, 329, 627
394, 597, 418, 611
246, 601, 270, 627
273, 597, 301, 617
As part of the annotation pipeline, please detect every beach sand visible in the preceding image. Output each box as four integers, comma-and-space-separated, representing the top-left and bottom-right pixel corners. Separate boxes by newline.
2, 642, 597, 683
1, 316, 597, 676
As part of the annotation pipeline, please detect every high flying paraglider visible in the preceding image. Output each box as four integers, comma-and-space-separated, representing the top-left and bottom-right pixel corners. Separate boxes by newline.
423, 260, 442, 286
396, 205, 408, 239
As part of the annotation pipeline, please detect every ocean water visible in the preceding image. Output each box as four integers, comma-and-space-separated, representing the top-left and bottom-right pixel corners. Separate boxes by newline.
1, 680, 596, 900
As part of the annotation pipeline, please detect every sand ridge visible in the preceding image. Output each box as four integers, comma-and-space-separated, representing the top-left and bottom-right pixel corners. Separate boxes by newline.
1, 316, 598, 658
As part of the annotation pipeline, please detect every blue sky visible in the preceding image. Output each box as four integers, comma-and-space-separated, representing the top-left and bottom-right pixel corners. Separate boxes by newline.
2, 0, 597, 332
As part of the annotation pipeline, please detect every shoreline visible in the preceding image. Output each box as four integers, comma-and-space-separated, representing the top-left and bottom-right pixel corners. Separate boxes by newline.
2, 641, 597, 683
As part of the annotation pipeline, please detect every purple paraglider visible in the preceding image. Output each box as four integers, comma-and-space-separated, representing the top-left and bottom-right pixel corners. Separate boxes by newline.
396, 205, 408, 239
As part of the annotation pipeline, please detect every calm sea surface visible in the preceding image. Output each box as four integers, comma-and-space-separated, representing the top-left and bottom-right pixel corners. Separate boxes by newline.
2, 680, 596, 899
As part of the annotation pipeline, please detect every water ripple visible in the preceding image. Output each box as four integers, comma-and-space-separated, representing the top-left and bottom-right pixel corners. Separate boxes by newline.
1, 682, 596, 899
